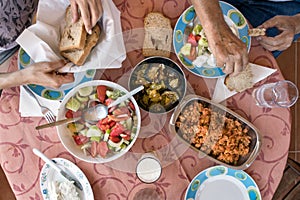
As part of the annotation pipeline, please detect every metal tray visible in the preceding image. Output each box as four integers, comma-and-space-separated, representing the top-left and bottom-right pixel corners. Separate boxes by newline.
169, 95, 262, 170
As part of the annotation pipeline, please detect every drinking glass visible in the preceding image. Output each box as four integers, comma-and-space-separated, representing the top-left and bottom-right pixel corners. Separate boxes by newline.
253, 80, 299, 108
136, 152, 162, 183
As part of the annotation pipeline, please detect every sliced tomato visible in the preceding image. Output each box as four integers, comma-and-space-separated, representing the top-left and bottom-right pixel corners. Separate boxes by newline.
128, 101, 135, 111
65, 110, 82, 118
188, 33, 198, 47
110, 123, 125, 137
109, 136, 121, 143
97, 141, 109, 158
90, 141, 98, 157
97, 85, 107, 103
195, 35, 201, 42
72, 135, 89, 145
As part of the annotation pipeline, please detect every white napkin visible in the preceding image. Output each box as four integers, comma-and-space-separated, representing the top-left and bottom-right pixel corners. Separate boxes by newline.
19, 86, 61, 117
212, 63, 277, 103
16, 0, 126, 72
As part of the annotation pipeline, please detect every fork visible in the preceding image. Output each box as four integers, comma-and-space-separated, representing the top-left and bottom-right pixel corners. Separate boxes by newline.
22, 85, 56, 123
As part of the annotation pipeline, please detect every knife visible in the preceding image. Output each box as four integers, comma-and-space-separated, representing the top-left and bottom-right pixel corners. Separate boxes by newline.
32, 148, 83, 191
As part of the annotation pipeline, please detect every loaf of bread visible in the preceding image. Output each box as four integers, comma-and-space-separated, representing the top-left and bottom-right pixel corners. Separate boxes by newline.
224, 65, 254, 92
59, 6, 87, 52
61, 25, 100, 66
142, 12, 173, 57
248, 28, 266, 37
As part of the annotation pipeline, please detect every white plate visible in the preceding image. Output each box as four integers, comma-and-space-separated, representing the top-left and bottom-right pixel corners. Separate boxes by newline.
185, 165, 261, 200
39, 158, 94, 200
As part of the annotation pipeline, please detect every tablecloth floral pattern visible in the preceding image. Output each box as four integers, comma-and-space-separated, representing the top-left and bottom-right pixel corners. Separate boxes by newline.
0, 0, 291, 199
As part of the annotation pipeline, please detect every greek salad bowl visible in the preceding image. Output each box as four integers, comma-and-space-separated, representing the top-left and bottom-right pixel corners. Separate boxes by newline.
57, 80, 141, 163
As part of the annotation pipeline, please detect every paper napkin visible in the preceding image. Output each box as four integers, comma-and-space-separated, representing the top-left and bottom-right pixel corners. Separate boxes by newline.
16, 0, 126, 73
19, 86, 61, 117
212, 63, 277, 103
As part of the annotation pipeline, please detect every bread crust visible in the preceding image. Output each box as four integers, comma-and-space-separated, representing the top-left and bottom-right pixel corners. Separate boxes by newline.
248, 28, 266, 37
142, 12, 172, 57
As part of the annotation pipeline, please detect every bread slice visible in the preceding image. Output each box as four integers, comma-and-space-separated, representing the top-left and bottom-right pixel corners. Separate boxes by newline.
248, 28, 266, 37
142, 12, 173, 57
224, 65, 254, 92
59, 6, 87, 52
61, 25, 100, 66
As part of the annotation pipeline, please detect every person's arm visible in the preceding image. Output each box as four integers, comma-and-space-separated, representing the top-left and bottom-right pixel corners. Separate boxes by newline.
257, 13, 300, 52
191, 0, 248, 76
0, 60, 74, 90
69, 0, 103, 34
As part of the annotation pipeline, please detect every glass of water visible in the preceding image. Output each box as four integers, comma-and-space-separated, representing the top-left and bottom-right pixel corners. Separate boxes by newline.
253, 80, 299, 108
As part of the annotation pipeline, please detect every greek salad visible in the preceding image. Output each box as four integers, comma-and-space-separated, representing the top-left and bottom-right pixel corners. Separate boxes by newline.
64, 85, 138, 158
180, 18, 238, 68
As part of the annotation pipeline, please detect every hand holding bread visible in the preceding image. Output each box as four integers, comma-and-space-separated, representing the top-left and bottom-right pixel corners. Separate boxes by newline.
224, 64, 254, 92
59, 6, 101, 66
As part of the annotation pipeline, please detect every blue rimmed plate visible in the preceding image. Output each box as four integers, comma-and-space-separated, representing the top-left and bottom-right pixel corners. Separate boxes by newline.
18, 48, 96, 100
173, 1, 251, 78
40, 158, 94, 200
185, 165, 261, 200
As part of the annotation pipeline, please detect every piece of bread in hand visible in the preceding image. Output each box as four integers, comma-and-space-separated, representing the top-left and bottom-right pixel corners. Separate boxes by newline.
143, 12, 173, 57
59, 6, 87, 52
224, 65, 254, 92
248, 28, 266, 37
61, 25, 101, 66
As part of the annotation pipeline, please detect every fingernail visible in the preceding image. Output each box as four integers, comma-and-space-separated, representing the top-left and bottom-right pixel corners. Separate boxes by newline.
256, 37, 261, 41
87, 29, 92, 35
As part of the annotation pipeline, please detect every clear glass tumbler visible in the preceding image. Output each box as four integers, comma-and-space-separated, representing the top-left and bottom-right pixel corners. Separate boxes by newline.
253, 80, 299, 108
136, 152, 162, 183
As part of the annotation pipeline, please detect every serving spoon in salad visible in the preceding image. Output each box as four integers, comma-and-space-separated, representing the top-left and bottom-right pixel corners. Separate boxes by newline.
35, 85, 144, 130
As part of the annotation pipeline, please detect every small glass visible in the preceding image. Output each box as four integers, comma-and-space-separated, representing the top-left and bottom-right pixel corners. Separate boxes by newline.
253, 80, 299, 108
136, 152, 162, 183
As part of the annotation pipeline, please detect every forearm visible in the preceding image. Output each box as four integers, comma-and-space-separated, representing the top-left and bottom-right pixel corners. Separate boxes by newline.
292, 13, 300, 34
0, 70, 28, 89
190, 0, 227, 36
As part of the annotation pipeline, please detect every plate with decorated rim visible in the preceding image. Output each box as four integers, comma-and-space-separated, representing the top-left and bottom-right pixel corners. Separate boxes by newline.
18, 48, 96, 101
185, 165, 261, 200
40, 157, 94, 200
173, 1, 251, 78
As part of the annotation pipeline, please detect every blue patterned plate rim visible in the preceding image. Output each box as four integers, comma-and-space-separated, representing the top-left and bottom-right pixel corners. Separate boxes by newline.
17, 48, 96, 101
185, 165, 261, 200
173, 1, 251, 79
39, 157, 94, 200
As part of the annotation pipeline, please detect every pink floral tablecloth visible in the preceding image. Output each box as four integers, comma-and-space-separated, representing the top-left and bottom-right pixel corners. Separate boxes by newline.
0, 0, 291, 199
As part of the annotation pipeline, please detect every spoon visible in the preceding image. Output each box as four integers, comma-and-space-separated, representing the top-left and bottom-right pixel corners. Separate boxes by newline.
35, 85, 144, 130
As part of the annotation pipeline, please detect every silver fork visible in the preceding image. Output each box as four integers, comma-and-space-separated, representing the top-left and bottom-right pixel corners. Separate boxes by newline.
22, 85, 56, 123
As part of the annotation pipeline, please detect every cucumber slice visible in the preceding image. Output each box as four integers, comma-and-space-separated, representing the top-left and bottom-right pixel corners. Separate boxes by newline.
76, 92, 89, 102
86, 125, 103, 137
65, 97, 80, 112
78, 86, 94, 97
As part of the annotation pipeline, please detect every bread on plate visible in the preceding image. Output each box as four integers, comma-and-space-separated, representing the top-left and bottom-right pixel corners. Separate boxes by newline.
142, 12, 173, 58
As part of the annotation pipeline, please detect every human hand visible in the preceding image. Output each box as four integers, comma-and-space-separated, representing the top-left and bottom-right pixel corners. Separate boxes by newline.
256, 15, 297, 51
22, 60, 75, 89
69, 0, 103, 34
207, 23, 248, 76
